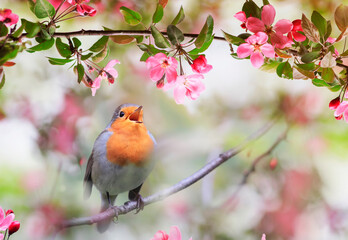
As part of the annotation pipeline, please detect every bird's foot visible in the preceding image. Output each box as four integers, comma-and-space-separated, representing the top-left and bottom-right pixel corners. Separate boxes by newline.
107, 205, 119, 223
124, 194, 145, 214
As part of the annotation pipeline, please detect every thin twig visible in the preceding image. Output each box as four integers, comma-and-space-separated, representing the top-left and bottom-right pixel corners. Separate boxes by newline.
222, 127, 289, 210
57, 118, 278, 230
20, 29, 226, 41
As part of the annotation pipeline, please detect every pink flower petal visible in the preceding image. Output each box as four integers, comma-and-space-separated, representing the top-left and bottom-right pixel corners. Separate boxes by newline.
169, 226, 182, 240
0, 213, 14, 231
146, 56, 160, 69
274, 19, 293, 34
0, 207, 4, 222
260, 43, 275, 58
292, 19, 303, 31
167, 56, 178, 68
105, 59, 120, 69
344, 109, 348, 123
261, 5, 276, 26
292, 31, 306, 42
91, 76, 102, 96
237, 43, 253, 58
261, 234, 266, 240
174, 85, 187, 104
334, 101, 348, 117
250, 51, 265, 68
326, 37, 336, 44
149, 65, 165, 81
246, 17, 265, 33
270, 32, 289, 49
0, 233, 3, 240
255, 32, 268, 44
234, 11, 246, 22
77, 4, 97, 16
165, 67, 178, 83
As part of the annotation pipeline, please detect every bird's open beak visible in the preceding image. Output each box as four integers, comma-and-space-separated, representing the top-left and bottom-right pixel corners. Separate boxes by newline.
128, 106, 143, 123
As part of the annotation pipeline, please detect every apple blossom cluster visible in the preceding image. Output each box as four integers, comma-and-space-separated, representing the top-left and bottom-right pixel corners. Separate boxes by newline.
235, 5, 298, 68
0, 9, 19, 28
329, 91, 348, 122
0, 207, 20, 240
146, 53, 212, 104
151, 226, 192, 240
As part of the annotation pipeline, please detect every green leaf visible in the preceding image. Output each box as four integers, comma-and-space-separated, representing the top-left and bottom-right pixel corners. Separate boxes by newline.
301, 51, 321, 63
296, 62, 316, 71
81, 52, 93, 60
0, 45, 19, 65
262, 0, 270, 5
0, 70, 5, 89
295, 66, 315, 79
321, 67, 335, 83
321, 52, 336, 68
242, 0, 261, 18
48, 57, 74, 65
137, 43, 166, 55
302, 14, 320, 43
188, 35, 214, 55
167, 25, 184, 45
34, 0, 56, 19
92, 46, 109, 63
222, 30, 244, 45
150, 25, 170, 48
0, 22, 8, 37
312, 78, 330, 87
329, 85, 342, 92
311, 11, 327, 39
334, 4, 348, 32
56, 38, 72, 58
276, 62, 293, 79
76, 63, 84, 83
119, 6, 142, 26
152, 4, 163, 24
72, 37, 81, 48
27, 38, 55, 52
12, 20, 25, 38
324, 20, 332, 41
22, 19, 41, 38
237, 33, 252, 40
28, 0, 35, 12
140, 52, 150, 62
89, 36, 109, 52
341, 49, 348, 56
171, 6, 185, 25
195, 15, 214, 48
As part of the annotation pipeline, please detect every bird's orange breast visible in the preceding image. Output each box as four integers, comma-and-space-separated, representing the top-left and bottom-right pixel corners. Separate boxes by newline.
106, 121, 154, 166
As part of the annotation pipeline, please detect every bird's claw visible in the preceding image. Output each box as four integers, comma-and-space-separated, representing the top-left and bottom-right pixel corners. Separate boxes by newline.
108, 206, 119, 223
124, 194, 145, 214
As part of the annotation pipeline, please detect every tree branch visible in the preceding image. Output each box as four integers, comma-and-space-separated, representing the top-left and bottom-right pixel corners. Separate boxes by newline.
57, 119, 278, 231
222, 127, 289, 210
43, 29, 226, 41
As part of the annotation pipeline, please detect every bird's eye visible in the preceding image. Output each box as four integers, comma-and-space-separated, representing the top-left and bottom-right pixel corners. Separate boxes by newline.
119, 111, 125, 117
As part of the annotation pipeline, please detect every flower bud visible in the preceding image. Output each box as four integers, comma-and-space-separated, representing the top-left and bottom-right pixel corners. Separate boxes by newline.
329, 97, 340, 110
5, 209, 13, 215
156, 79, 164, 89
9, 221, 20, 235
269, 158, 278, 170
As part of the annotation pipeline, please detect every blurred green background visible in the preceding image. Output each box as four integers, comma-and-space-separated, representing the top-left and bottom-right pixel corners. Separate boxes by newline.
1, 0, 348, 239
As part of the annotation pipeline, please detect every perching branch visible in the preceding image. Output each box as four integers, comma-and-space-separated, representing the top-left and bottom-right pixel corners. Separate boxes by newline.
46, 29, 226, 41
57, 118, 280, 231
222, 127, 289, 210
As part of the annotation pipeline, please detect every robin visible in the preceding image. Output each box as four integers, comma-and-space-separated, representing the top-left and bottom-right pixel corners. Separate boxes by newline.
83, 103, 156, 232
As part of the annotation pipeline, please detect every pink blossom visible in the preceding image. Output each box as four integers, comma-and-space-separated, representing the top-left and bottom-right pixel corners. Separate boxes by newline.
151, 226, 190, 240
67, 0, 90, 4
0, 233, 3, 240
246, 5, 293, 49
173, 74, 205, 104
234, 11, 247, 29
8, 221, 20, 235
334, 101, 348, 122
0, 9, 19, 27
0, 206, 15, 231
91, 59, 120, 96
326, 37, 336, 43
76, 4, 97, 16
287, 19, 306, 42
146, 53, 178, 83
261, 234, 266, 240
237, 32, 275, 68
191, 55, 212, 74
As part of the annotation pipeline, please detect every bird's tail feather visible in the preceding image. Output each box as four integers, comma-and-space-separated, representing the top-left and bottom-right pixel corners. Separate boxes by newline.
96, 193, 117, 233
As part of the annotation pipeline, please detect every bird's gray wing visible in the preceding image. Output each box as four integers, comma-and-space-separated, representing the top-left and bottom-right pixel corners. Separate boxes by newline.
83, 151, 94, 199
83, 129, 110, 199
